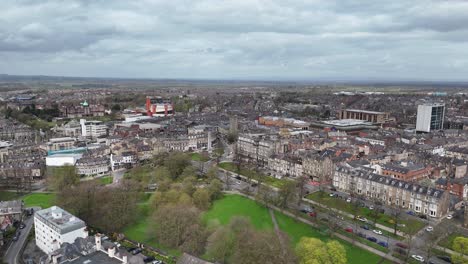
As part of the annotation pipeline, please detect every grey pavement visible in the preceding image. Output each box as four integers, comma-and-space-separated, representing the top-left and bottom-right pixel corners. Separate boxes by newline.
4, 207, 40, 264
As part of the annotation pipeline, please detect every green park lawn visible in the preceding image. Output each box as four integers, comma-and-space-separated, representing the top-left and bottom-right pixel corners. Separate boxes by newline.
203, 194, 274, 230
22, 193, 56, 209
98, 176, 113, 185
218, 162, 287, 188
306, 191, 425, 235
191, 153, 210, 162
204, 194, 388, 264
0, 191, 21, 201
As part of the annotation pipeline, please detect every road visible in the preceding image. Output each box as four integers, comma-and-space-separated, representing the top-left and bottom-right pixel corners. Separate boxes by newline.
4, 207, 39, 264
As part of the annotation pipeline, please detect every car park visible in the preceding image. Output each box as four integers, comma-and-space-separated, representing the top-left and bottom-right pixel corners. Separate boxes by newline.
372, 229, 383, 235
367, 237, 377, 242
411, 255, 424, 262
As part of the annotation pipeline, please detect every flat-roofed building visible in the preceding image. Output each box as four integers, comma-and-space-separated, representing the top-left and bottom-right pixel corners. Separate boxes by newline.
416, 103, 445, 133
338, 109, 392, 124
34, 206, 88, 254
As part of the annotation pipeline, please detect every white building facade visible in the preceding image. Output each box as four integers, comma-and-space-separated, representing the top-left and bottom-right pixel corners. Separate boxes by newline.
34, 206, 88, 254
416, 103, 445, 133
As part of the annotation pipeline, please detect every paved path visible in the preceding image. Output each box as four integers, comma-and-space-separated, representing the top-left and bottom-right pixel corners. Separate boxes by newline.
302, 197, 409, 238
3, 207, 40, 264
269, 208, 288, 257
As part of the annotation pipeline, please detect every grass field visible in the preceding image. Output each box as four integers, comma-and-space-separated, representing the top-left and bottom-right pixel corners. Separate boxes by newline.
22, 193, 56, 209
98, 176, 113, 185
191, 153, 210, 162
122, 196, 182, 257
0, 191, 21, 201
218, 162, 287, 188
203, 194, 273, 230
205, 194, 388, 264
438, 233, 459, 250
306, 191, 425, 235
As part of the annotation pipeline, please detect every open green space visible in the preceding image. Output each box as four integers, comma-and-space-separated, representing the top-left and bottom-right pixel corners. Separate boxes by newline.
205, 194, 389, 264
0, 191, 21, 201
438, 233, 459, 250
203, 194, 273, 230
306, 191, 425, 235
218, 162, 288, 188
191, 152, 210, 162
22, 193, 56, 209
98, 176, 113, 185
122, 196, 182, 257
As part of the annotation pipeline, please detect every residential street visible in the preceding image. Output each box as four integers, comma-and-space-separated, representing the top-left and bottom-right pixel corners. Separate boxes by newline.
3, 207, 39, 264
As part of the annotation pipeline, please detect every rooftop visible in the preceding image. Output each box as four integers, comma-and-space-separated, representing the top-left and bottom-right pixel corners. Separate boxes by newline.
345, 109, 386, 115
35, 206, 86, 234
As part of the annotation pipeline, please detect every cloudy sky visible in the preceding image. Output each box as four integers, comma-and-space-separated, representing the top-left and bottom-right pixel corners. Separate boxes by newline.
1, 0, 468, 81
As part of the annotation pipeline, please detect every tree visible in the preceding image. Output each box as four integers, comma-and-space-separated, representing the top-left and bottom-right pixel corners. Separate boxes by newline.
47, 166, 80, 191
278, 180, 297, 210
452, 237, 468, 264
206, 166, 219, 181
151, 204, 206, 254
296, 237, 346, 264
182, 176, 197, 196
205, 226, 235, 263
164, 152, 191, 179
207, 178, 223, 200
193, 188, 211, 210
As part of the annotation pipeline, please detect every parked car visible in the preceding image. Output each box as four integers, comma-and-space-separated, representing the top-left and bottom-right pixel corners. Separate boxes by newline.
372, 229, 383, 235
367, 237, 377, 242
12, 234, 19, 242
308, 212, 317, 217
330, 187, 337, 191
357, 232, 366, 238
345, 227, 353, 233
300, 209, 311, 214
395, 242, 409, 249
143, 256, 155, 263
356, 216, 367, 222
360, 225, 370, 230
437, 255, 451, 263
411, 255, 424, 262
346, 198, 352, 203
426, 226, 434, 232
152, 261, 163, 264
329, 193, 335, 197
394, 247, 407, 255
19, 223, 26, 229
127, 247, 137, 252
235, 176, 242, 180
446, 214, 453, 220
419, 215, 428, 220
369, 206, 374, 210
378, 241, 388, 248
131, 248, 142, 255
320, 217, 329, 222
407, 210, 415, 216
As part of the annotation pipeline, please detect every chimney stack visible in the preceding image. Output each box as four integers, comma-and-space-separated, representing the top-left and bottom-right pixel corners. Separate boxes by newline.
95, 234, 102, 250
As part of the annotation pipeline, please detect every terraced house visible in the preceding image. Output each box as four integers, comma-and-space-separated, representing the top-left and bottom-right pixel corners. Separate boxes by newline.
333, 165, 450, 218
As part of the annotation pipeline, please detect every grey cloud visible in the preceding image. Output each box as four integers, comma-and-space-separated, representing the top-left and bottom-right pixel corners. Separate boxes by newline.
0, 0, 467, 80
